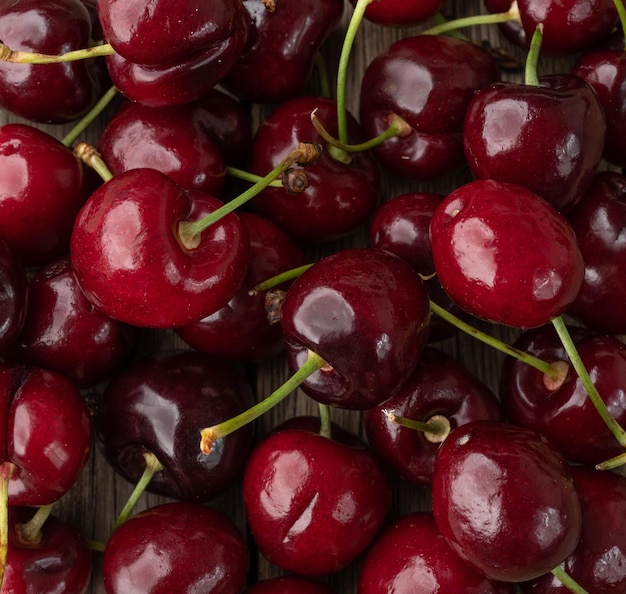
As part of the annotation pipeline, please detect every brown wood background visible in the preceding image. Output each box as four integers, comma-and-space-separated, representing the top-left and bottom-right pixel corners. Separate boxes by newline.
0, 0, 583, 591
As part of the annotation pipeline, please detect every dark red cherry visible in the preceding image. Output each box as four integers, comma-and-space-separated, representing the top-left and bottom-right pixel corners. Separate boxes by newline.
365, 347, 504, 485
350, 0, 444, 26
70, 169, 249, 329
249, 96, 381, 244
244, 576, 337, 594
102, 502, 249, 594
500, 324, 626, 466
429, 179, 585, 328
359, 34, 499, 181
95, 349, 255, 502
242, 427, 391, 576
280, 247, 430, 409
2, 256, 139, 388
0, 123, 91, 267
222, 0, 344, 103
176, 212, 306, 364
0, 239, 28, 354
565, 171, 626, 334
359, 512, 515, 593
97, 99, 226, 196
463, 74, 606, 212
431, 421, 582, 583
0, 0, 103, 123
3, 507, 92, 594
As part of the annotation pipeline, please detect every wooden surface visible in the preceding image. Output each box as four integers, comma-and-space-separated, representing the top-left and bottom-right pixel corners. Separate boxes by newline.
0, 0, 584, 591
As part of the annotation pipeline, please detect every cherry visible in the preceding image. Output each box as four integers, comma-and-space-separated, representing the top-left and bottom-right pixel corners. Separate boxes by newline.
349, 0, 444, 26
358, 512, 515, 593
2, 255, 139, 388
176, 212, 306, 364
429, 179, 585, 328
280, 247, 430, 409
248, 96, 381, 244
95, 349, 255, 503
359, 34, 499, 181
365, 346, 503, 485
102, 501, 249, 594
0, 240, 27, 354
0, 123, 91, 267
244, 576, 337, 594
242, 426, 391, 576
431, 420, 582, 583
463, 74, 606, 212
222, 0, 344, 103
500, 324, 626, 466
69, 168, 249, 329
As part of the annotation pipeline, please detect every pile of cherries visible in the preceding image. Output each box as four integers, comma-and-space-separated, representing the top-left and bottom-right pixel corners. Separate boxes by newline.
0, 0, 625, 592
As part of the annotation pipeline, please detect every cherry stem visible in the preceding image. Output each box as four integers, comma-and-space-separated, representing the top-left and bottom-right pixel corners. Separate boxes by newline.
314, 52, 332, 100
318, 403, 333, 439
62, 85, 118, 148
429, 301, 563, 380
0, 41, 115, 64
596, 450, 626, 471
74, 142, 114, 182
0, 462, 16, 591
420, 9, 520, 36
113, 451, 164, 531
226, 166, 283, 188
385, 412, 451, 443
16, 504, 54, 544
550, 566, 590, 594
88, 539, 107, 552
524, 23, 544, 86
249, 263, 314, 296
199, 350, 328, 455
551, 316, 626, 449
178, 142, 322, 246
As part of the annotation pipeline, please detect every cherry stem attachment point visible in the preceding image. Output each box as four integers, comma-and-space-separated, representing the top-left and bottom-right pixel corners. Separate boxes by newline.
74, 142, 114, 182
420, 9, 521, 36
199, 350, 329, 455
249, 263, 314, 296
386, 411, 451, 443
16, 504, 54, 544
0, 41, 116, 64
62, 86, 119, 148
524, 23, 544, 86
550, 565, 590, 594
113, 451, 164, 531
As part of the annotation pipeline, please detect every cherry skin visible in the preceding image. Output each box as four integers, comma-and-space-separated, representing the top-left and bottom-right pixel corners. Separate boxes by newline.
521, 465, 626, 593
0, 363, 92, 506
3, 507, 92, 594
280, 247, 431, 409
222, 0, 344, 103
431, 420, 582, 583
365, 346, 504, 485
359, 34, 499, 181
176, 212, 306, 364
69, 168, 249, 329
102, 502, 249, 594
358, 512, 515, 593
0, 123, 91, 267
429, 179, 585, 328
350, 0, 444, 26
463, 74, 606, 212
95, 350, 255, 503
500, 324, 626, 466
244, 576, 337, 594
2, 256, 139, 388
242, 426, 391, 576
0, 239, 28, 354
249, 96, 381, 244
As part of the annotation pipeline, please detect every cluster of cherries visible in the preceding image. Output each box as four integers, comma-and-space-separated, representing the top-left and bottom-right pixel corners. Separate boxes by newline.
0, 0, 625, 592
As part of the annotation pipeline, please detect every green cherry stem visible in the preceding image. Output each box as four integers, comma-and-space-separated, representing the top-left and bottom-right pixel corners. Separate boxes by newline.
16, 504, 54, 543
113, 451, 164, 531
318, 403, 333, 439
0, 41, 115, 64
62, 85, 119, 148
385, 411, 452, 443
199, 350, 328, 455
551, 316, 626, 448
524, 23, 544, 86
314, 52, 332, 100
420, 8, 521, 36
550, 566, 590, 594
74, 142, 114, 182
226, 166, 283, 188
0, 462, 16, 591
248, 264, 314, 296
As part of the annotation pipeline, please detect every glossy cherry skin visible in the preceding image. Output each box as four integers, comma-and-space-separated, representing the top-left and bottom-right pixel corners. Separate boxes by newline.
521, 466, 626, 593
0, 363, 92, 506
102, 502, 249, 594
222, 0, 343, 103
243, 427, 391, 576
0, 0, 103, 123
249, 96, 381, 244
565, 172, 626, 334
358, 512, 515, 593
365, 347, 504, 485
176, 212, 306, 363
350, 0, 443, 25
281, 247, 431, 409
432, 421, 582, 583
359, 34, 499, 181
463, 74, 606, 212
2, 256, 139, 388
95, 350, 255, 502
3, 507, 92, 594
0, 123, 91, 267
429, 179, 585, 328
244, 576, 337, 594
500, 325, 626, 466
0, 239, 28, 353
70, 168, 249, 329
97, 99, 226, 196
